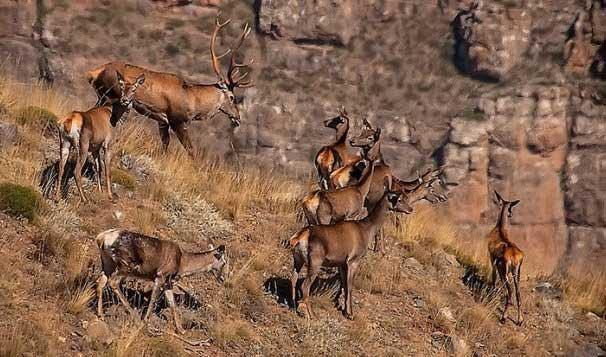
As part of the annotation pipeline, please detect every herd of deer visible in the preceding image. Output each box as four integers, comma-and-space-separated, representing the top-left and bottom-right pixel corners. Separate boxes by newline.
47, 14, 525, 335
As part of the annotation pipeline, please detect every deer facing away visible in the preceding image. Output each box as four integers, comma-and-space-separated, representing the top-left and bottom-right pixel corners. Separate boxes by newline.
488, 190, 524, 326
55, 73, 145, 202
289, 183, 412, 320
96, 229, 228, 334
87, 15, 253, 156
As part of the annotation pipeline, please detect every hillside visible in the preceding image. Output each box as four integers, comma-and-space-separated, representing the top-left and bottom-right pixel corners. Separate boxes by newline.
0, 0, 605, 356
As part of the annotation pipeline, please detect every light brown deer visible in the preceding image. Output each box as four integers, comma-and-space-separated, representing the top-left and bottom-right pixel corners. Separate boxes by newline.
87, 15, 253, 156
314, 108, 361, 189
289, 183, 412, 319
488, 190, 524, 325
56, 73, 145, 202
303, 162, 379, 226
96, 229, 228, 334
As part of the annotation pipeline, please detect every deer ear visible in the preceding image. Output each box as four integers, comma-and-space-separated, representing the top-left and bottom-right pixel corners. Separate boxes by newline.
208, 244, 215, 250
116, 71, 125, 84
494, 190, 504, 203
510, 200, 520, 208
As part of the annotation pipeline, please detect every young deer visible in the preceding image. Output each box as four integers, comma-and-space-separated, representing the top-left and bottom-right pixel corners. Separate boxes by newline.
290, 183, 412, 320
314, 108, 360, 190
303, 162, 378, 225
87, 15, 253, 156
56, 73, 145, 202
96, 229, 228, 334
488, 191, 524, 325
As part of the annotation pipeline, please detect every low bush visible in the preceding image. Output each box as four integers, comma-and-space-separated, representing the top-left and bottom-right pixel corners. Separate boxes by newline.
112, 168, 136, 190
15, 106, 58, 128
0, 182, 41, 221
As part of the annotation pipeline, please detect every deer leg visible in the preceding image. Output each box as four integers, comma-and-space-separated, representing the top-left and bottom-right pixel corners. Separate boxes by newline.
300, 265, 320, 320
74, 137, 90, 203
92, 150, 102, 193
55, 138, 70, 201
291, 252, 304, 309
338, 265, 347, 312
108, 274, 136, 316
144, 275, 164, 321
490, 259, 498, 291
345, 259, 360, 320
103, 141, 113, 200
172, 122, 195, 157
164, 289, 185, 334
513, 262, 523, 326
158, 122, 170, 152
96, 272, 108, 318
500, 265, 512, 324
373, 229, 385, 254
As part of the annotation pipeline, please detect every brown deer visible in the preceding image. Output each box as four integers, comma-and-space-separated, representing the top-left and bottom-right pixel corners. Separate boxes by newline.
488, 190, 524, 326
314, 108, 361, 189
56, 73, 145, 202
303, 162, 377, 226
87, 15, 253, 156
289, 183, 412, 320
95, 229, 228, 334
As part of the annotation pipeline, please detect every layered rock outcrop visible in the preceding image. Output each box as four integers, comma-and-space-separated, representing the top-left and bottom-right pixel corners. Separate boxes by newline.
452, 2, 532, 81
440, 85, 605, 275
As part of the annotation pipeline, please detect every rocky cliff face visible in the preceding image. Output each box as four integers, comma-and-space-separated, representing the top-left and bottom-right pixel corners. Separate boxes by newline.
0, 0, 603, 276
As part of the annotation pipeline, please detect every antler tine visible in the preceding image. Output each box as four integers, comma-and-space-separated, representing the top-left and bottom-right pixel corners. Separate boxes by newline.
362, 115, 373, 129
216, 49, 231, 59
236, 79, 254, 88
210, 14, 232, 83
228, 22, 254, 87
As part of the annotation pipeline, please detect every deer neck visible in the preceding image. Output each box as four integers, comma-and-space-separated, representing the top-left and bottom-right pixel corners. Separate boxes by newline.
334, 119, 349, 146
495, 205, 510, 237
178, 250, 215, 277
362, 193, 389, 243
365, 141, 383, 163
358, 163, 375, 199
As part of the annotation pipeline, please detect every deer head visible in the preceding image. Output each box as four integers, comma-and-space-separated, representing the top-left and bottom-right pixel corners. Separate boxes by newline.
323, 107, 349, 129
349, 117, 381, 149
494, 190, 520, 218
210, 15, 254, 127
117, 73, 146, 108
383, 178, 413, 214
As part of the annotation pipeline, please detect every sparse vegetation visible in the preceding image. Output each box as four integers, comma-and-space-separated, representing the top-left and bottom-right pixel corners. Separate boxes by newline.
112, 168, 137, 190
0, 182, 41, 221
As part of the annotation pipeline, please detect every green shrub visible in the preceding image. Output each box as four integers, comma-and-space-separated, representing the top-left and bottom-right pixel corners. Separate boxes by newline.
112, 169, 136, 190
15, 106, 58, 128
459, 108, 486, 121
0, 182, 41, 221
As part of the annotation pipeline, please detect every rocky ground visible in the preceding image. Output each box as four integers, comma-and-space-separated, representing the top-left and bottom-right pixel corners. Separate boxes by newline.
0, 0, 605, 355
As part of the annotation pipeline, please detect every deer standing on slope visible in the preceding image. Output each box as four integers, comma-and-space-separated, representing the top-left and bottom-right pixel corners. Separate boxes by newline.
289, 182, 412, 320
96, 229, 228, 334
488, 191, 524, 326
55, 73, 145, 202
87, 15, 253, 156
303, 162, 377, 226
314, 108, 361, 190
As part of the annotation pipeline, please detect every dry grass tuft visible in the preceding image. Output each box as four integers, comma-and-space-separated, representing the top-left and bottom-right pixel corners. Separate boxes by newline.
559, 268, 606, 315
65, 278, 95, 315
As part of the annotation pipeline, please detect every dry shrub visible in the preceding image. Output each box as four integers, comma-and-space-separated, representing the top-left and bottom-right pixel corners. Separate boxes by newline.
210, 318, 256, 348
133, 208, 166, 236
558, 267, 606, 315
456, 303, 497, 341
0, 316, 56, 357
65, 278, 95, 315
355, 254, 405, 295
0, 182, 42, 221
112, 168, 137, 190
389, 206, 489, 275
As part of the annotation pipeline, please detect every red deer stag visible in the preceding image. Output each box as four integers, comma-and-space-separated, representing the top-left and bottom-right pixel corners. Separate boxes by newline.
314, 108, 360, 189
56, 73, 145, 202
87, 15, 253, 156
488, 191, 524, 325
289, 182, 412, 320
96, 229, 228, 334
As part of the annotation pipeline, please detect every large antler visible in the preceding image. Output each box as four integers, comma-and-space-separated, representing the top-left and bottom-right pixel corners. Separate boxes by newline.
210, 15, 231, 84
227, 22, 254, 88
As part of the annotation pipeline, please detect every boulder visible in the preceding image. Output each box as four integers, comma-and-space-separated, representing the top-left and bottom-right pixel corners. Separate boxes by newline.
452, 3, 532, 81
257, 0, 360, 46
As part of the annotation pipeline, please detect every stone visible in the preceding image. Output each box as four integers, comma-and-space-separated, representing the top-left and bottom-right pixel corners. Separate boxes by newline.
86, 320, 113, 346
413, 296, 425, 308
257, 0, 359, 46
404, 257, 423, 271
449, 118, 491, 146
452, 3, 532, 81
438, 307, 457, 323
